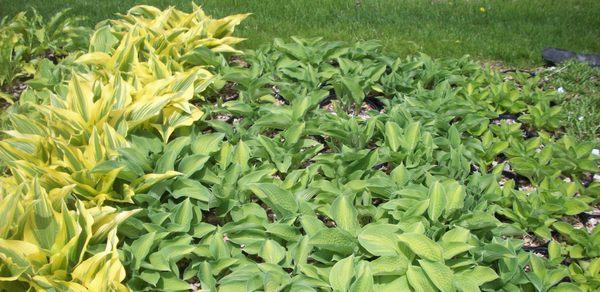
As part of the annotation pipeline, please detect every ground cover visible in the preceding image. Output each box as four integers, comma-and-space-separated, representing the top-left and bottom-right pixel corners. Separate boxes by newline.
0, 4, 598, 292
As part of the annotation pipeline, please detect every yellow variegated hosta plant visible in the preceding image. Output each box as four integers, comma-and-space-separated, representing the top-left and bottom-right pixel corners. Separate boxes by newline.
0, 4, 248, 204
0, 179, 139, 291
0, 3, 249, 290
103, 4, 249, 56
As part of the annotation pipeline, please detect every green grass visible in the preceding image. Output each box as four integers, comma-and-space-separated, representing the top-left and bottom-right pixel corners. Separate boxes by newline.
545, 61, 600, 144
1, 0, 599, 67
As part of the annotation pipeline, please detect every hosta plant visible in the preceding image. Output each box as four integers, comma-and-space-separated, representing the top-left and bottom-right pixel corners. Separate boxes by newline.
0, 9, 90, 103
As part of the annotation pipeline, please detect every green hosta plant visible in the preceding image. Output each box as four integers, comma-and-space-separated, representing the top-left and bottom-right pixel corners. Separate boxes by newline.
0, 8, 90, 100
519, 101, 563, 131
568, 258, 600, 291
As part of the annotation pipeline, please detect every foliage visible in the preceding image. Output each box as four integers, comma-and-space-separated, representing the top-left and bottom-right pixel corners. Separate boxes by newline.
0, 8, 89, 103
0, 4, 247, 290
1, 4, 599, 292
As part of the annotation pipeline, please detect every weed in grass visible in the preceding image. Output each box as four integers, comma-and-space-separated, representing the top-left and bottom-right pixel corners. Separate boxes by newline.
543, 61, 600, 144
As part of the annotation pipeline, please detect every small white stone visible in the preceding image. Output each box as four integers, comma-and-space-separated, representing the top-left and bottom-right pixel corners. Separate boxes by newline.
592, 149, 600, 156
557, 87, 565, 94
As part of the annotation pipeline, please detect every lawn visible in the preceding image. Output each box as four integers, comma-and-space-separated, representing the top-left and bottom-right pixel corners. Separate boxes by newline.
1, 0, 599, 67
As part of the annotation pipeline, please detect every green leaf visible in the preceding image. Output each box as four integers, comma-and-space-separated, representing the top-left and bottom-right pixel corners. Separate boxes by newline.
397, 233, 443, 261
349, 261, 374, 292
402, 121, 420, 151
233, 140, 251, 170
330, 194, 359, 235
249, 183, 298, 217
158, 272, 192, 291
329, 255, 354, 291
155, 136, 190, 173
407, 265, 438, 292
339, 76, 365, 104
418, 260, 455, 292
369, 255, 409, 276
178, 154, 209, 177
358, 224, 400, 256
138, 271, 160, 286
191, 133, 225, 155
563, 199, 590, 215
428, 181, 446, 222
385, 121, 402, 152
454, 266, 498, 292
310, 228, 356, 255
130, 232, 157, 270
441, 227, 470, 243
170, 178, 211, 203
443, 181, 465, 215
172, 199, 193, 231
259, 239, 286, 264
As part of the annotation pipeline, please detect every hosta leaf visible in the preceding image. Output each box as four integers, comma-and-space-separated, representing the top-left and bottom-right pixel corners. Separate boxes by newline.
132, 171, 181, 193
233, 140, 251, 170
178, 153, 210, 177
259, 239, 286, 264
71, 229, 128, 290
440, 242, 473, 259
339, 76, 365, 104
157, 272, 192, 291
138, 271, 160, 286
427, 181, 446, 222
397, 233, 443, 262
443, 181, 465, 215
418, 260, 455, 292
329, 254, 354, 291
309, 228, 356, 255
0, 239, 45, 281
563, 199, 590, 215
358, 224, 400, 256
155, 136, 191, 173
369, 255, 409, 276
23, 183, 59, 250
349, 261, 374, 292
90, 25, 118, 53
172, 199, 193, 231
441, 227, 470, 243
249, 183, 298, 217
402, 121, 420, 151
385, 121, 402, 152
454, 266, 498, 292
407, 265, 437, 292
67, 74, 93, 121
330, 194, 359, 235
170, 178, 211, 203
130, 232, 156, 270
